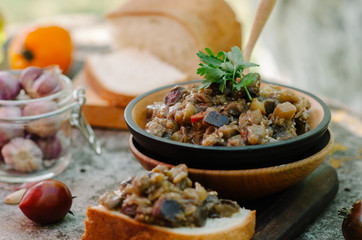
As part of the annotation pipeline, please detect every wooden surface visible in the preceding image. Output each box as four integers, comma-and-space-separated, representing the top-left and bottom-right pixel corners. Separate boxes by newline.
249, 163, 338, 240
72, 71, 128, 129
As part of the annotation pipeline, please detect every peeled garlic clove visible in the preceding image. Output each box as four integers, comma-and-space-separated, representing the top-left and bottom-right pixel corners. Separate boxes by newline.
23, 101, 61, 138
1, 138, 43, 172
26, 66, 62, 98
0, 72, 21, 100
0, 107, 25, 147
5, 188, 27, 205
19, 66, 44, 96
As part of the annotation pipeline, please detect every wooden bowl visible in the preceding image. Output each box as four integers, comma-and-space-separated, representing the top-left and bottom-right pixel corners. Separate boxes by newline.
125, 80, 331, 169
129, 129, 334, 200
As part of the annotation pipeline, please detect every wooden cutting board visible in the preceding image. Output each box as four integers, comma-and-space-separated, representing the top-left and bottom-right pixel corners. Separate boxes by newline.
72, 71, 128, 129
247, 163, 338, 240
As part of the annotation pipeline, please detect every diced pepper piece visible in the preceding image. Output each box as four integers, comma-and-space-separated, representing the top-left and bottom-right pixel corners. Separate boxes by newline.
191, 112, 204, 123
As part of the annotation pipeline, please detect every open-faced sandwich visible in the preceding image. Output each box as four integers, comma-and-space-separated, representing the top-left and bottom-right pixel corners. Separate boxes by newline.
82, 164, 255, 240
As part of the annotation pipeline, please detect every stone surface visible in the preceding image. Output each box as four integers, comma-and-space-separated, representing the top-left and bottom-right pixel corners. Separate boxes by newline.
296, 107, 362, 240
0, 106, 361, 240
0, 130, 145, 240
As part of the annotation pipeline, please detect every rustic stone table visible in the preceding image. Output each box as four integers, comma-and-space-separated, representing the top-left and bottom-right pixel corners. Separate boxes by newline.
0, 104, 361, 240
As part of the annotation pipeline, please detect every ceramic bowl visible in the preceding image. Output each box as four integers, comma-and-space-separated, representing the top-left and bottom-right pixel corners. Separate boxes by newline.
124, 80, 331, 169
129, 129, 334, 200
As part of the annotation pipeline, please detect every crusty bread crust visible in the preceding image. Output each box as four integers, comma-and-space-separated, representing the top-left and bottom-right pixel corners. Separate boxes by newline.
82, 205, 255, 240
107, 0, 241, 51
107, 0, 241, 79
84, 48, 189, 108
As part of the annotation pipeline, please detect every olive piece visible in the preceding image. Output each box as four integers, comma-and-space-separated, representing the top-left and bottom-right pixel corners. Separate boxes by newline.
165, 87, 184, 106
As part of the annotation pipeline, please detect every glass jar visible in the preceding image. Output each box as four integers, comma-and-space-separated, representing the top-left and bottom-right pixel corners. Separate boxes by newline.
0, 71, 100, 183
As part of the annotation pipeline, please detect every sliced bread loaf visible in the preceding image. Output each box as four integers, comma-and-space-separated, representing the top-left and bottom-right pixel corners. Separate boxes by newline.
84, 48, 189, 107
107, 0, 242, 79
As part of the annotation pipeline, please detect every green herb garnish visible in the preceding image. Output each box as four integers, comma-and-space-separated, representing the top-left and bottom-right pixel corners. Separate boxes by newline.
197, 46, 259, 100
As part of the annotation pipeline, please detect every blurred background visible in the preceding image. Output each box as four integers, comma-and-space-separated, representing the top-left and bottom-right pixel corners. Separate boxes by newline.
1, 0, 361, 114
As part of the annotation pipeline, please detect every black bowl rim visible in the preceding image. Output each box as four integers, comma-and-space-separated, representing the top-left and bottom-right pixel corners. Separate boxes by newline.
125, 80, 331, 153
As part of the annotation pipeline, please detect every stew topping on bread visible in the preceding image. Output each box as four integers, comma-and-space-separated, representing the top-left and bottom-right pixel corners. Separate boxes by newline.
98, 164, 240, 228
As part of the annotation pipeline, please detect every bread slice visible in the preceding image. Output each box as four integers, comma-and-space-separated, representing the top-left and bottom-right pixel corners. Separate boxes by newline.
84, 48, 189, 107
107, 0, 241, 79
82, 205, 256, 240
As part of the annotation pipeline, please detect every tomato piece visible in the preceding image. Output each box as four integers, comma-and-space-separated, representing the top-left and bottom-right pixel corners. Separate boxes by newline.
191, 112, 204, 123
240, 129, 248, 142
19, 179, 72, 224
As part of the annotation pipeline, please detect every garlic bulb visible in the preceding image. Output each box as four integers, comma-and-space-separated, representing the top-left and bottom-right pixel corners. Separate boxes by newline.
23, 101, 61, 138
30, 134, 63, 160
2, 138, 43, 172
0, 72, 21, 100
21, 66, 62, 99
0, 107, 24, 147
19, 66, 43, 95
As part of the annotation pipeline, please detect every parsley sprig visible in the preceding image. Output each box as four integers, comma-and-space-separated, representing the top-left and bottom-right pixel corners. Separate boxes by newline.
197, 46, 259, 100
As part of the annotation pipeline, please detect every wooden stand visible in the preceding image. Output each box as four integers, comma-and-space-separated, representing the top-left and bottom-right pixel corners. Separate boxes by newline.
249, 163, 338, 240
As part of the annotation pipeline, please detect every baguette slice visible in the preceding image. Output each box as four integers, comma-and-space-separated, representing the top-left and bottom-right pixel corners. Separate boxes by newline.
84, 48, 189, 107
107, 0, 241, 79
82, 205, 256, 240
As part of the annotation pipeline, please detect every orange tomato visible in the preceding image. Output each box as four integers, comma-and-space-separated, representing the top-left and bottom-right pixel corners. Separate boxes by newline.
8, 25, 73, 73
